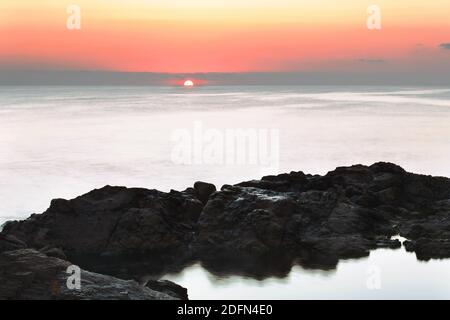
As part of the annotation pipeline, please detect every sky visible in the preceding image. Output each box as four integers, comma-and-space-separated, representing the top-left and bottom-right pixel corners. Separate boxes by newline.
1, 0, 450, 84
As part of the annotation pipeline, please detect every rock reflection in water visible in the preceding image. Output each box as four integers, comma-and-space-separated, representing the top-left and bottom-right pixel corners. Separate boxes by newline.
164, 247, 450, 300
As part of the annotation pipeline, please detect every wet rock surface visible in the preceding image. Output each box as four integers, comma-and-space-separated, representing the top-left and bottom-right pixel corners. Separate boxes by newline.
1, 162, 450, 296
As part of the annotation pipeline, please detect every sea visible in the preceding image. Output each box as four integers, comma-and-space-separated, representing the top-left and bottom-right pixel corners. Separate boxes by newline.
1, 85, 449, 299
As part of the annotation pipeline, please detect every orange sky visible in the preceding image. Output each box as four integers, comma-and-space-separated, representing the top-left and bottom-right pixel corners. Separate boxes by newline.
1, 0, 450, 73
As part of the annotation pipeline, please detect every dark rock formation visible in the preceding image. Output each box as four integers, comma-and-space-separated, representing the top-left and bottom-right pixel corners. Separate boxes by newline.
146, 279, 189, 300
1, 162, 450, 282
404, 239, 450, 260
39, 246, 67, 260
2, 186, 203, 259
194, 164, 415, 268
0, 234, 27, 253
0, 249, 187, 300
193, 181, 217, 204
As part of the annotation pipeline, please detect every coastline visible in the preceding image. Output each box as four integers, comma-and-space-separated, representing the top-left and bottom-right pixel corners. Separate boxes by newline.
1, 162, 450, 299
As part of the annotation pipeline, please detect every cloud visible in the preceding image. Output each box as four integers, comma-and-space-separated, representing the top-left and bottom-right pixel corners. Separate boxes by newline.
439, 43, 450, 50
357, 59, 386, 63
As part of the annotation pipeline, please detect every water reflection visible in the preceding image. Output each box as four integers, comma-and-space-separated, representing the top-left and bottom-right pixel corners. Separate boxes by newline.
163, 245, 450, 299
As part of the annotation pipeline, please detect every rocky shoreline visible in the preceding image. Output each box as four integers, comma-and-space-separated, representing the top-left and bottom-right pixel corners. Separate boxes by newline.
1, 162, 450, 299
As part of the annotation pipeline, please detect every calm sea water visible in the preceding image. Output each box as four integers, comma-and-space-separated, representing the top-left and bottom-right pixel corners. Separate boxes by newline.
164, 238, 450, 300
1, 85, 450, 299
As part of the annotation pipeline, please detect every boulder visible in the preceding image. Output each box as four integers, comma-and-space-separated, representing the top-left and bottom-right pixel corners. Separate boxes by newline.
0, 249, 186, 300
146, 279, 188, 300
193, 181, 217, 204
2, 186, 204, 259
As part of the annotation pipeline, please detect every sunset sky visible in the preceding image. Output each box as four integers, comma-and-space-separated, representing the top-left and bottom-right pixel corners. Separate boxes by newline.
1, 0, 450, 77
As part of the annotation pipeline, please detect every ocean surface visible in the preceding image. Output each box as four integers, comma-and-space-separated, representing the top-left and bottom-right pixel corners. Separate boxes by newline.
1, 85, 450, 299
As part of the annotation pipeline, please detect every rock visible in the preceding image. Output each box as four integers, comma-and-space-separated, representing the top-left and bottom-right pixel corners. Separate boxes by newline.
404, 240, 415, 252
146, 279, 188, 300
2, 186, 204, 259
374, 237, 402, 249
1, 162, 450, 281
39, 246, 67, 260
0, 249, 182, 300
195, 162, 450, 266
404, 239, 450, 260
0, 234, 27, 253
193, 181, 217, 204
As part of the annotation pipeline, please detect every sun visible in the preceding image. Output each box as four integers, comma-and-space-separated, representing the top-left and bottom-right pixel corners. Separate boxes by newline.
183, 80, 194, 87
